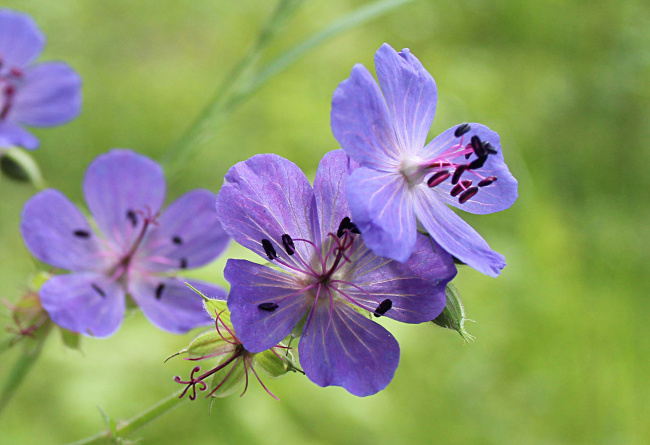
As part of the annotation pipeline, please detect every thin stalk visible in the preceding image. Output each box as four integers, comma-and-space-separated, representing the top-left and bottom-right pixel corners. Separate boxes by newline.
0, 323, 51, 417
66, 390, 188, 445
161, 0, 307, 182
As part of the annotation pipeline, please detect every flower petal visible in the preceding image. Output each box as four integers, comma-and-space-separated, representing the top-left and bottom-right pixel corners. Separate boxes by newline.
331, 64, 401, 171
139, 189, 230, 272
413, 185, 506, 276
0, 120, 39, 149
375, 44, 437, 155
11, 62, 82, 127
129, 276, 220, 334
216, 154, 317, 269
346, 166, 416, 262
20, 189, 110, 272
298, 301, 399, 397
0, 10, 44, 68
225, 259, 311, 353
313, 149, 355, 236
83, 149, 166, 250
340, 234, 455, 323
423, 124, 518, 214
40, 272, 125, 338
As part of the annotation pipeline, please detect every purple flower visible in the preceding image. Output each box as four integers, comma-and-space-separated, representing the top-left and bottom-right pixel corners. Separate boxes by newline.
20, 149, 230, 337
0, 9, 81, 150
331, 43, 518, 277
216, 150, 456, 396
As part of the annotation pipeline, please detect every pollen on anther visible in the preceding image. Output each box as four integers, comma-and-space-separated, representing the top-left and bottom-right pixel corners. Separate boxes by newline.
450, 184, 464, 197
282, 234, 295, 255
451, 165, 468, 185
126, 210, 138, 227
454, 123, 471, 138
427, 170, 450, 187
155, 283, 165, 300
337, 217, 360, 238
373, 299, 393, 317
470, 136, 486, 158
91, 283, 106, 298
73, 229, 91, 238
261, 239, 277, 260
259, 302, 279, 312
468, 156, 487, 170
478, 176, 497, 187
459, 187, 479, 204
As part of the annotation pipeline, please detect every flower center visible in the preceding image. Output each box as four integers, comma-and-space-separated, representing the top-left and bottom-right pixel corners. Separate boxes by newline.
0, 60, 23, 121
256, 217, 394, 325
423, 124, 499, 205
400, 155, 428, 188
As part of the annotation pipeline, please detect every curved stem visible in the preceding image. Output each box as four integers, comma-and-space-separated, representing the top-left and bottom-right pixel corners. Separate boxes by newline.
66, 389, 188, 445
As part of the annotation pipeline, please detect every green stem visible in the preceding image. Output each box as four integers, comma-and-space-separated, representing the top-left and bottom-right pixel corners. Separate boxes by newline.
161, 0, 413, 183
161, 0, 306, 182
0, 323, 51, 417
66, 390, 188, 445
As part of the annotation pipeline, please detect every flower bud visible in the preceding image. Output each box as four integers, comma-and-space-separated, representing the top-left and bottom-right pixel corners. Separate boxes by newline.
432, 283, 474, 342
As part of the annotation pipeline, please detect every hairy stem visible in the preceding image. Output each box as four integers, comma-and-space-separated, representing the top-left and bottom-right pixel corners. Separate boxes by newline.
66, 390, 188, 445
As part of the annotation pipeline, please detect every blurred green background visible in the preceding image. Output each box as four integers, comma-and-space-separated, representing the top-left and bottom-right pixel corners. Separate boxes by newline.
1, 0, 649, 443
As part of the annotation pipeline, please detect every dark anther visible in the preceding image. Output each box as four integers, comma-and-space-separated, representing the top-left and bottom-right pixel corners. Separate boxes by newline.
91, 283, 106, 298
450, 184, 464, 197
155, 283, 165, 300
484, 142, 497, 155
454, 123, 471, 138
460, 179, 473, 188
172, 236, 183, 245
73, 229, 91, 238
459, 187, 479, 204
478, 176, 497, 187
468, 156, 487, 170
259, 302, 279, 312
451, 164, 468, 185
126, 209, 137, 227
337, 216, 360, 238
470, 136, 486, 158
180, 258, 188, 269
373, 299, 393, 317
261, 239, 277, 260
282, 234, 295, 255
427, 170, 450, 188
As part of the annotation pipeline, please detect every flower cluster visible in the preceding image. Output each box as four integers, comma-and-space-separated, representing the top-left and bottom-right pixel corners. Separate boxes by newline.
11, 7, 517, 400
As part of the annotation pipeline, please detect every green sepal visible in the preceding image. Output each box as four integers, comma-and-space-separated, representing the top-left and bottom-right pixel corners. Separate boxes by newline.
186, 329, 235, 360
256, 349, 290, 378
432, 283, 474, 342
59, 328, 81, 351
208, 357, 246, 398
185, 282, 229, 321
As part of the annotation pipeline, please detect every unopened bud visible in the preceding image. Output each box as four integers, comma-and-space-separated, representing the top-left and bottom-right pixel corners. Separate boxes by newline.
432, 283, 474, 342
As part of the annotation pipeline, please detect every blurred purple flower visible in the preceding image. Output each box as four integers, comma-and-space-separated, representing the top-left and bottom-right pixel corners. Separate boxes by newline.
20, 149, 230, 337
216, 150, 456, 396
331, 43, 518, 277
0, 9, 81, 150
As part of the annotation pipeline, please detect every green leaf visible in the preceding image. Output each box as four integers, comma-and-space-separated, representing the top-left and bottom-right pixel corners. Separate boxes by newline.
432, 283, 474, 342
